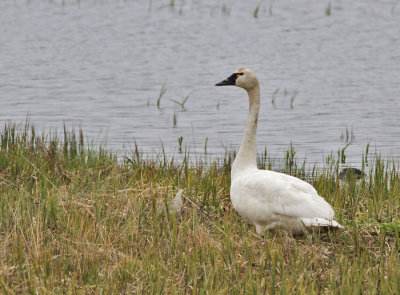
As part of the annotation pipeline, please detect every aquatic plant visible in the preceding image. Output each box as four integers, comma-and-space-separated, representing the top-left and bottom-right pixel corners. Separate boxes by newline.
178, 136, 183, 153
221, 4, 231, 16
204, 137, 208, 155
326, 2, 332, 16
340, 126, 355, 143
157, 83, 167, 109
253, 5, 260, 18
173, 112, 177, 128
272, 87, 279, 106
290, 92, 297, 109
170, 93, 190, 111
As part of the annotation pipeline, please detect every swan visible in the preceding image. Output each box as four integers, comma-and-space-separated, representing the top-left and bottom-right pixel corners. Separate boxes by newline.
215, 68, 342, 233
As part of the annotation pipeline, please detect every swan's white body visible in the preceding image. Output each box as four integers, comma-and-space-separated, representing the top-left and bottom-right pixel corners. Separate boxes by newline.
216, 68, 342, 233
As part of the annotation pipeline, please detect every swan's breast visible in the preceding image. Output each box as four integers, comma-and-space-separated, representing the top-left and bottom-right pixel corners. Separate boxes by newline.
230, 175, 275, 226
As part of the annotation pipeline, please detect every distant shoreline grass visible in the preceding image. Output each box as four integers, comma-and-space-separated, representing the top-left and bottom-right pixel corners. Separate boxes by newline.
1, 123, 399, 294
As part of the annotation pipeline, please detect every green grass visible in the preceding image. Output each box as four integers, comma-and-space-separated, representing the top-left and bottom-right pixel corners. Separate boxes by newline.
170, 93, 190, 111
1, 123, 400, 294
253, 5, 260, 18
326, 3, 332, 16
157, 83, 167, 109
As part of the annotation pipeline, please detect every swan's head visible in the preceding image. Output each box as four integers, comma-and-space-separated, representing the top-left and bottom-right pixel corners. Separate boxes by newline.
215, 68, 258, 91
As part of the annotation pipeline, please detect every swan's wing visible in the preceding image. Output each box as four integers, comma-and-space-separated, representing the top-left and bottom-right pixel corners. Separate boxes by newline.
235, 170, 335, 220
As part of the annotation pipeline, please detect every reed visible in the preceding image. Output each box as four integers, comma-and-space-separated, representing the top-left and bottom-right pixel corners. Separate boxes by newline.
326, 2, 332, 16
170, 93, 190, 111
290, 92, 297, 109
157, 83, 167, 109
272, 87, 279, 106
253, 5, 260, 18
221, 4, 231, 16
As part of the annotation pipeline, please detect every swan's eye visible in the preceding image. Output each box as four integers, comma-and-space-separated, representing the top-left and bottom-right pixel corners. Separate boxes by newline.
236, 73, 243, 78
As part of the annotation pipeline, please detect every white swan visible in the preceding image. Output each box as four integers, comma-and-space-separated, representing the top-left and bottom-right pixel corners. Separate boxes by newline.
215, 68, 342, 233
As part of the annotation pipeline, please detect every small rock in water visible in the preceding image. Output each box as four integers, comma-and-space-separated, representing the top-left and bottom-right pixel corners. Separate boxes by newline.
338, 168, 364, 180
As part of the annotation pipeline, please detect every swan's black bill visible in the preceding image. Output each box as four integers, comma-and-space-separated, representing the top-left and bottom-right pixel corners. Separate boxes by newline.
215, 72, 243, 86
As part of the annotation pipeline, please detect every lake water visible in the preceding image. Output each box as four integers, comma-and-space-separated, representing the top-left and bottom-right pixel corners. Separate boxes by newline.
1, 0, 399, 166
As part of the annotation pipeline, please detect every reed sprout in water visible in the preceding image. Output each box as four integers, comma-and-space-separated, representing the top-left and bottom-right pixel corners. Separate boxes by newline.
271, 87, 279, 106
221, 4, 231, 16
253, 5, 260, 18
157, 83, 167, 109
170, 93, 191, 111
290, 92, 297, 109
178, 136, 183, 153
173, 112, 177, 127
326, 2, 332, 16
1, 122, 400, 293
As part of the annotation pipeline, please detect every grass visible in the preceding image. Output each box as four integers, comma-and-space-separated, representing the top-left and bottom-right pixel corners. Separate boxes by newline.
272, 88, 279, 106
1, 123, 400, 294
290, 92, 297, 110
221, 4, 231, 16
173, 113, 177, 128
326, 3, 332, 16
157, 83, 167, 109
170, 93, 191, 111
253, 5, 260, 18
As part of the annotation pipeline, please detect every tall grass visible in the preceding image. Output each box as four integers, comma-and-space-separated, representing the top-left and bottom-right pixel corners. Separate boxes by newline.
1, 123, 399, 293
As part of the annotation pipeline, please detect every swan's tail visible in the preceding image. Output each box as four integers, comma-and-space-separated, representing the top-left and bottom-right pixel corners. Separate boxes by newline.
301, 218, 343, 228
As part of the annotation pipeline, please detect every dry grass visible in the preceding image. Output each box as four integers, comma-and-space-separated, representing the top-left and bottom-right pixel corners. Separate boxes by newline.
0, 123, 399, 294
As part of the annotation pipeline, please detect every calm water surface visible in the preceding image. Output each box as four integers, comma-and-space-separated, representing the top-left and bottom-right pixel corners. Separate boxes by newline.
1, 0, 400, 165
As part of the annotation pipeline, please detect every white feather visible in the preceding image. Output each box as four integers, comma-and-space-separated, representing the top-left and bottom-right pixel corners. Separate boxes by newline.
301, 218, 343, 228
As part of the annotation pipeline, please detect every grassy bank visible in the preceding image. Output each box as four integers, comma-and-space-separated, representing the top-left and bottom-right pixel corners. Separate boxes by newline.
1, 123, 399, 294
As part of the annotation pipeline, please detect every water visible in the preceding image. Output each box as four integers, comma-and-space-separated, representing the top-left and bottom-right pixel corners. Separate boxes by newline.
1, 0, 399, 166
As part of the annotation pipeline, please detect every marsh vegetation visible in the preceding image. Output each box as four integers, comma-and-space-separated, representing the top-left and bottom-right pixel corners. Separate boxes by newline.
1, 124, 399, 293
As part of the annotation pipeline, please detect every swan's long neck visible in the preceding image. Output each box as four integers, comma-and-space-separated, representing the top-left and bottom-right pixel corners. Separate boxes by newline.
232, 84, 260, 178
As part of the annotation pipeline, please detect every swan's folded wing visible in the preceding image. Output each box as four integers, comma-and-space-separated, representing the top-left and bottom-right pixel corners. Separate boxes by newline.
238, 170, 335, 220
